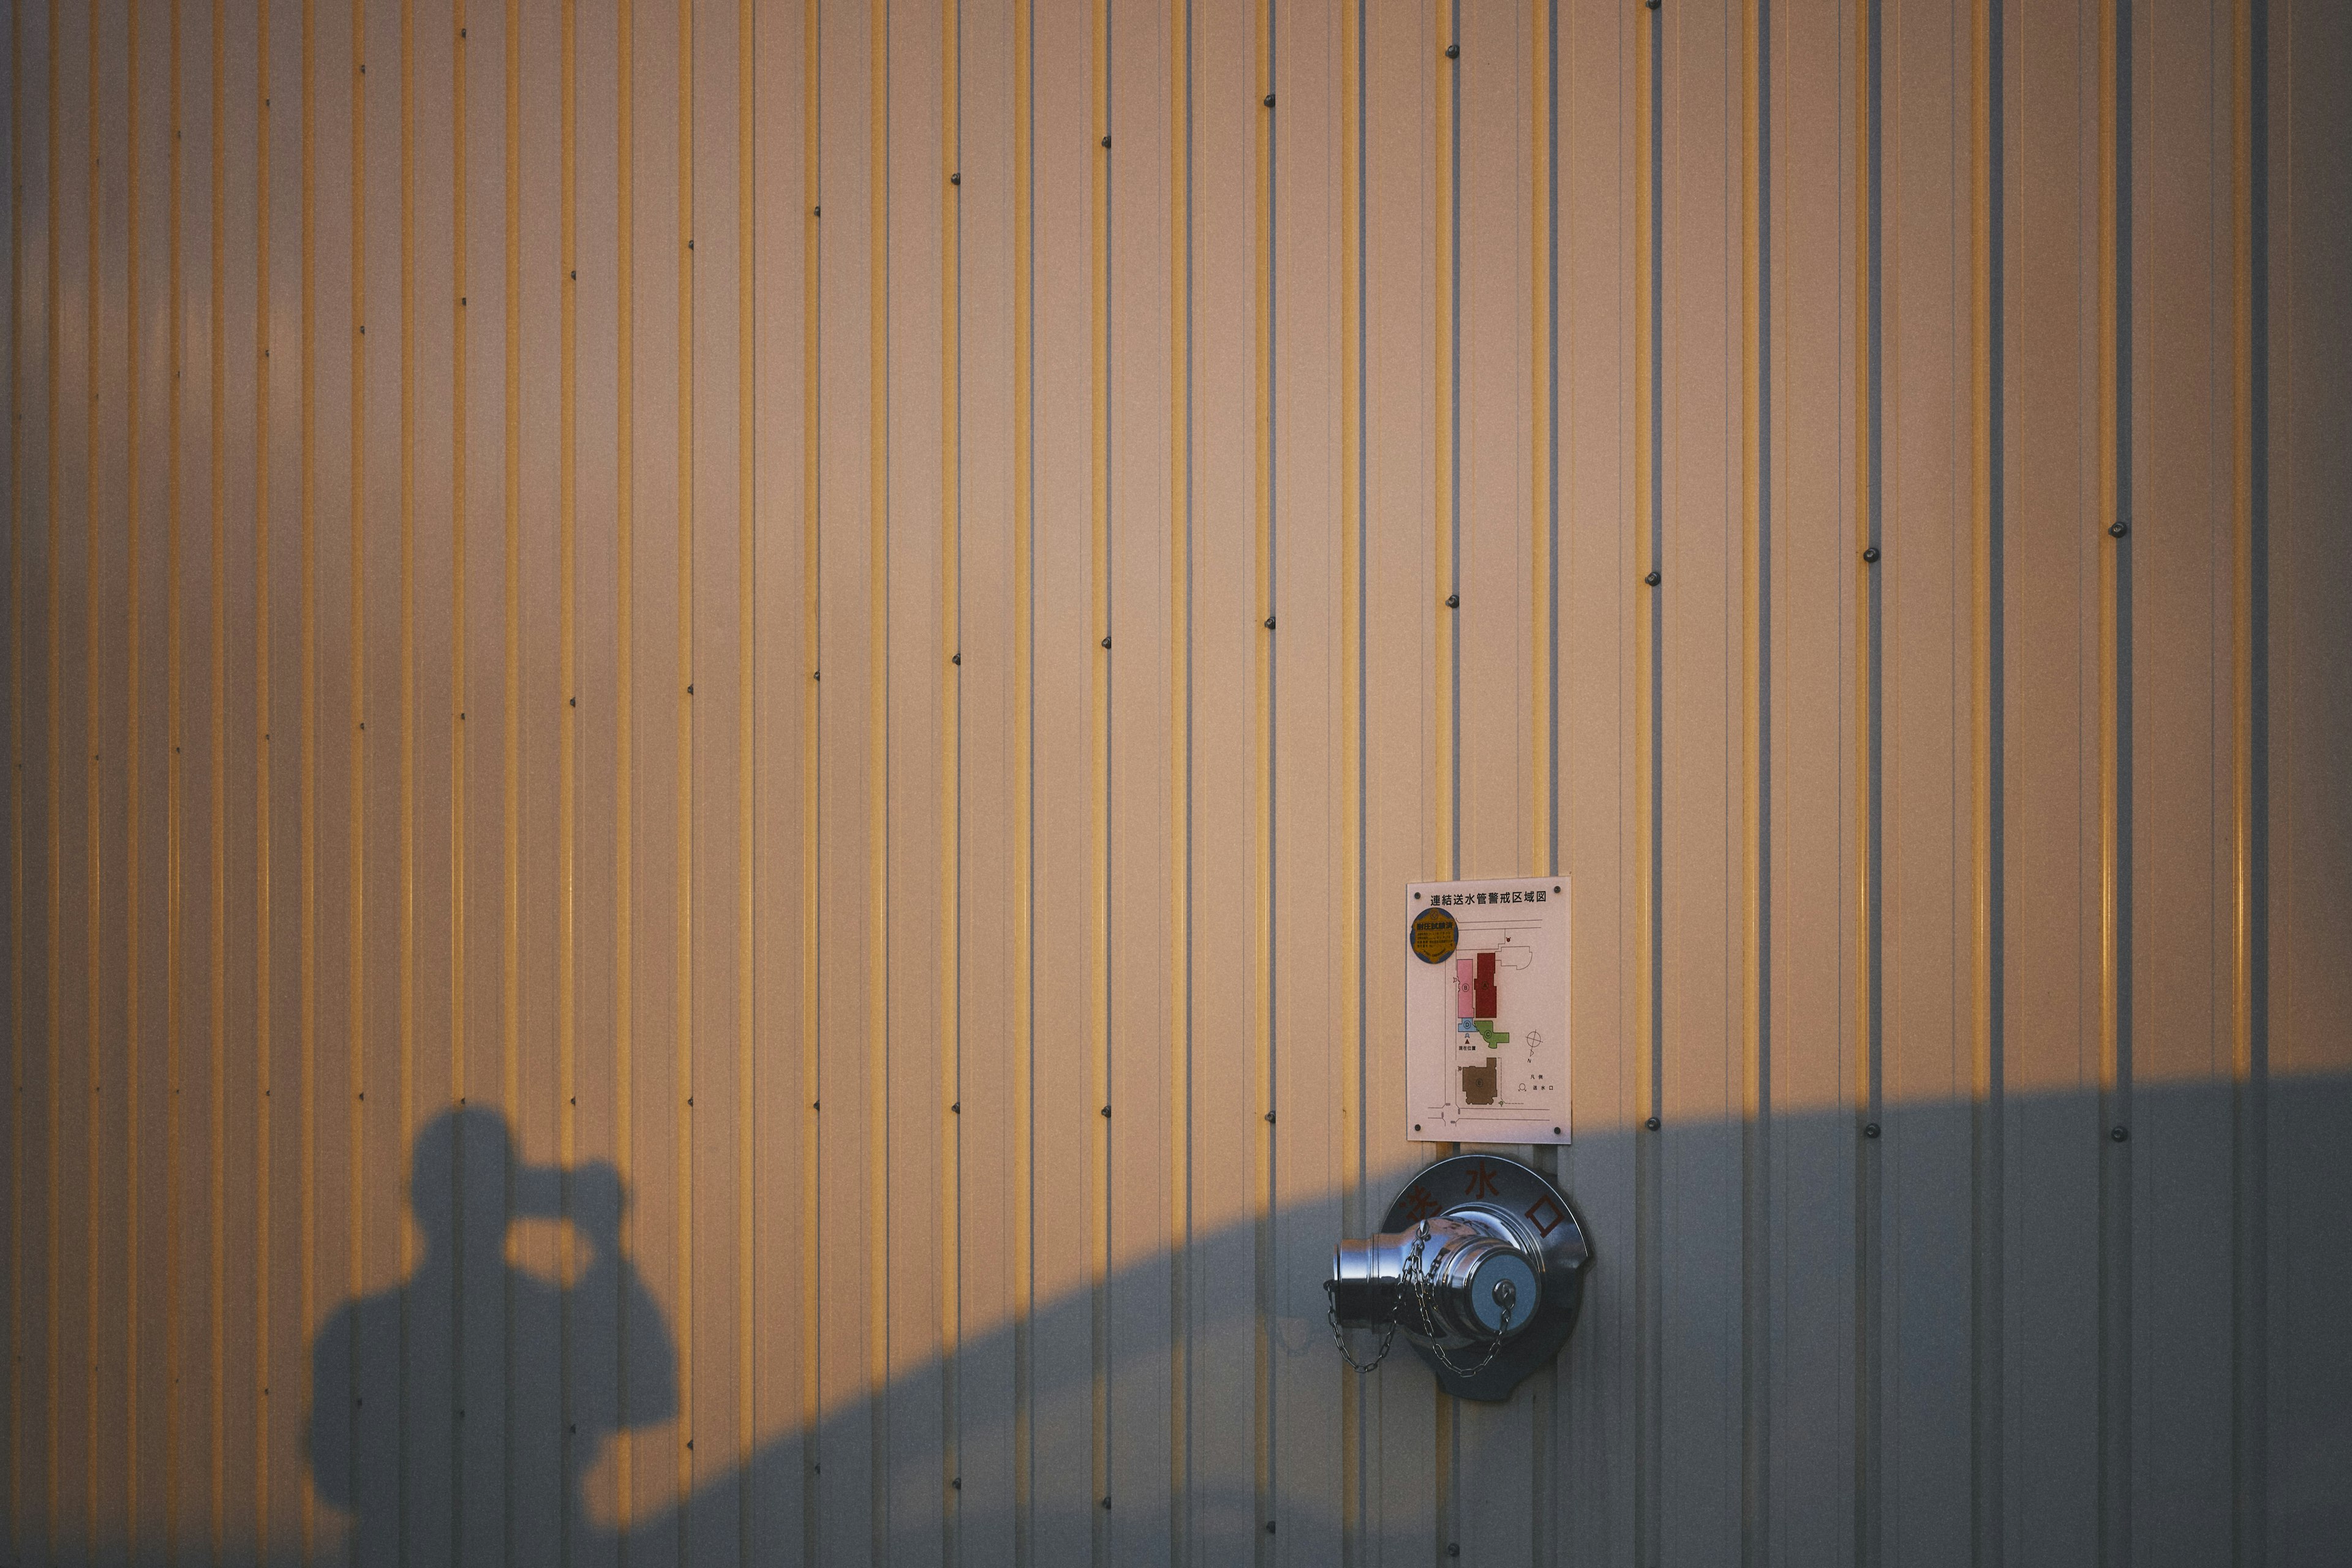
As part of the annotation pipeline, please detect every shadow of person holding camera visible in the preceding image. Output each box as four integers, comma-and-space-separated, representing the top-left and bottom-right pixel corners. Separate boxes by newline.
307, 1106, 677, 1561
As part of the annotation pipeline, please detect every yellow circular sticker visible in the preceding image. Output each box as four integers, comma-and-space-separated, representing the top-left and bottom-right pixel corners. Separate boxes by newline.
1410, 905, 1460, 963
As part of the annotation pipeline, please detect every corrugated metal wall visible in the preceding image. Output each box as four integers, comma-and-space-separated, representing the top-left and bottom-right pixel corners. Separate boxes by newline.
4, 0, 2348, 1563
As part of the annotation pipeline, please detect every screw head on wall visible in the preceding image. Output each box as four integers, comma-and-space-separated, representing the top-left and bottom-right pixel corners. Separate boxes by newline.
1445, 42, 1460, 58
1863, 545, 1880, 564
2109, 519, 2130, 538
1645, 1116, 1660, 1131
1645, 570, 1662, 587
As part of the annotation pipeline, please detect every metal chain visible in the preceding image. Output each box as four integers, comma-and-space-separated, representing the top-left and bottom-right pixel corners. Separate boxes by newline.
1327, 1291, 1397, 1374
1401, 1222, 1514, 1382
1330, 1221, 1519, 1379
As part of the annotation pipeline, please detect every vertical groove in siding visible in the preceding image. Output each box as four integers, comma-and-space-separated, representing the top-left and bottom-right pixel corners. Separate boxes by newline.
867, 0, 892, 1545
1432, 0, 1453, 888
612, 0, 635, 1530
1087, 0, 1110, 1529
126, 6, 148, 1534
447, 34, 469, 1542
738, 0, 760, 1555
298, 0, 320, 1555
344, 0, 368, 1540
1528, 0, 1551, 879
797, 0, 820, 1547
6, 0, 22, 1539
253, 0, 276, 1530
1969, 0, 2007, 1558
4, 0, 17, 1535
1852, 0, 1883, 1559
1167, 1, 1192, 1554
1741, 1, 1771, 1561
2229, 2, 2269, 1561
927, 0, 960, 1522
81, 0, 104, 1543
557, 0, 579, 1555
165, 0, 187, 1538
47, 5, 61, 1540
206, 5, 226, 1545
499, 1, 522, 1534
1010, 0, 1035, 1542
2094, 1, 2132, 1560
674, 0, 698, 1531
1633, 0, 1660, 1555
396, 12, 417, 1551
1251, 0, 1275, 1542
1336, 0, 1363, 1537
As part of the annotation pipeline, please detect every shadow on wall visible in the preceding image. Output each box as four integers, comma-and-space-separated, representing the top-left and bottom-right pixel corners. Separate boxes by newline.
306, 1107, 682, 1558
18, 1084, 2343, 1563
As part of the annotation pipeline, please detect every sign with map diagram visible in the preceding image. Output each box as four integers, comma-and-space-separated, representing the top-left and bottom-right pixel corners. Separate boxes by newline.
1403, 878, 1570, 1145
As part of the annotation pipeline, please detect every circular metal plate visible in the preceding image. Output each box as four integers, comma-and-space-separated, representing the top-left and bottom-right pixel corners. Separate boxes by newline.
1379, 1154, 1590, 1401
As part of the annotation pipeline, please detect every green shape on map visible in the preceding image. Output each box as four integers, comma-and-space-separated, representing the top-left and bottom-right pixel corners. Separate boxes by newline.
1474, 1020, 1511, 1046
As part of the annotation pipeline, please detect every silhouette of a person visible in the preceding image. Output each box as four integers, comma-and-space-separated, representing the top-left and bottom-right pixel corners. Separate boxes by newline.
308, 1107, 676, 1559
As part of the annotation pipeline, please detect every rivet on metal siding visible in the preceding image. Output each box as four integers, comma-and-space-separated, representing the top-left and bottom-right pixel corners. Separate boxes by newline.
687, 239, 694, 249
1446, 593, 1460, 608
951, 653, 962, 665
813, 206, 821, 217
2108, 519, 2129, 538
1101, 1106, 1111, 1118
1554, 1126, 1562, 1134
1264, 1112, 1276, 1125
812, 1101, 821, 1110
1101, 1497, 1112, 1510
1645, 1116, 1660, 1131
2111, 1125, 2130, 1142
1264, 94, 1276, 108
1645, 570, 1661, 586
952, 1477, 962, 1490
1264, 616, 1276, 630
1101, 134, 1112, 149
1414, 1123, 1423, 1131
686, 1439, 694, 1450
951, 172, 962, 185
1101, 635, 1112, 649
1267, 1521, 1278, 1535
570, 696, 576, 706
1445, 42, 1460, 58
1864, 1123, 1881, 1139
570, 270, 577, 280
951, 1102, 960, 1114
1862, 546, 1880, 564
686, 684, 693, 695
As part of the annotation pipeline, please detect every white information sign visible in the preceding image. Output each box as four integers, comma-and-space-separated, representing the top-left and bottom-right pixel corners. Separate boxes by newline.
1404, 877, 1570, 1145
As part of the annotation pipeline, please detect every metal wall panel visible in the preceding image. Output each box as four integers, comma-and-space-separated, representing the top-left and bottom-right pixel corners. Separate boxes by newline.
4, 1, 2348, 1564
